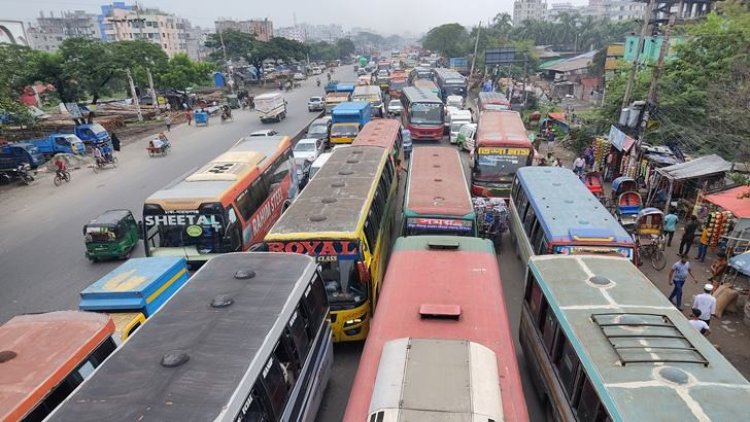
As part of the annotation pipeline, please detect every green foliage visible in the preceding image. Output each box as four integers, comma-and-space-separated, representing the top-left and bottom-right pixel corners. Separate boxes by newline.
335, 38, 355, 60
422, 23, 469, 58
307, 41, 338, 62
205, 29, 255, 63
159, 53, 214, 91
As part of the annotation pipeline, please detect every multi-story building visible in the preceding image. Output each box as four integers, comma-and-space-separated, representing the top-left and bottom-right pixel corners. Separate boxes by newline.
184, 24, 211, 61
99, 2, 134, 41
298, 23, 344, 42
514, 0, 548, 25
102, 7, 188, 57
586, 0, 645, 21
214, 19, 273, 42
26, 10, 101, 51
546, 2, 579, 21
275, 26, 305, 43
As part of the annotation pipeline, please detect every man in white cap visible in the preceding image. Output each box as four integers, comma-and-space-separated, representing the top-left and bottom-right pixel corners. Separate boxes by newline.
691, 284, 717, 326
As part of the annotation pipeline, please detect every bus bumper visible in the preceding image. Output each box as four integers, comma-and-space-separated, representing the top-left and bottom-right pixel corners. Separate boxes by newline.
330, 136, 355, 144
408, 127, 442, 141
329, 307, 369, 342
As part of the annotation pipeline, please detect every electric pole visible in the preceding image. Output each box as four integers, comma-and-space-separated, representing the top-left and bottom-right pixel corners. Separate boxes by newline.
639, 14, 677, 139
147, 67, 159, 115
469, 21, 481, 78
126, 68, 143, 122
621, 0, 656, 110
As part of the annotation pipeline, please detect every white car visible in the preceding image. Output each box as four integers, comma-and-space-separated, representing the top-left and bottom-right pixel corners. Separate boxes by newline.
293, 72, 306, 81
249, 129, 278, 137
446, 95, 464, 109
387, 99, 403, 115
293, 138, 325, 167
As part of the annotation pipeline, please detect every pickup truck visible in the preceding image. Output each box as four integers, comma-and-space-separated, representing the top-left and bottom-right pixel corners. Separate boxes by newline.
330, 102, 371, 145
0, 143, 45, 170
255, 92, 287, 123
74, 123, 111, 148
324, 80, 339, 93
27, 134, 86, 158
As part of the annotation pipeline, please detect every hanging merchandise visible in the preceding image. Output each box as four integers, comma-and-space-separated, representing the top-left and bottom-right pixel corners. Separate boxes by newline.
706, 211, 733, 247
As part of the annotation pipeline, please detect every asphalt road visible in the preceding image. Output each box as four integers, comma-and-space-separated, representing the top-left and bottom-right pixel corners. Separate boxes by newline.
0, 72, 335, 324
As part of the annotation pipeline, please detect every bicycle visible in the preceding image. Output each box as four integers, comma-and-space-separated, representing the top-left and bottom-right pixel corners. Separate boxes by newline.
54, 170, 71, 186
637, 235, 666, 270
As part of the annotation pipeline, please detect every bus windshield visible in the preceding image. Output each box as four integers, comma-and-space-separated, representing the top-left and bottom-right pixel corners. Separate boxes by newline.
444, 85, 466, 97
144, 211, 228, 254
331, 125, 359, 137
410, 103, 442, 125
319, 259, 368, 309
475, 148, 530, 178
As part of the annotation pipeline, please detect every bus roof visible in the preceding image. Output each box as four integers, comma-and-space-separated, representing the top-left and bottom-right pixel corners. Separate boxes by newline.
402, 86, 442, 104
412, 79, 438, 89
516, 166, 633, 243
351, 119, 401, 149
145, 136, 289, 207
48, 253, 318, 422
0, 311, 114, 422
405, 147, 472, 216
352, 85, 382, 96
345, 236, 528, 421
528, 255, 750, 421
478, 91, 509, 104
266, 146, 388, 239
476, 110, 531, 148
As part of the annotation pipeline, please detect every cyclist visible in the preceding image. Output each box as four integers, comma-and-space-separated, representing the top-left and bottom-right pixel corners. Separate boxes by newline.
54, 156, 68, 179
92, 146, 104, 167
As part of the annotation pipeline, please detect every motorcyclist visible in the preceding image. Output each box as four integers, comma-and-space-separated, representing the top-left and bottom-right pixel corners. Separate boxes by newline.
316, 78, 321, 87
92, 146, 104, 167
54, 156, 67, 178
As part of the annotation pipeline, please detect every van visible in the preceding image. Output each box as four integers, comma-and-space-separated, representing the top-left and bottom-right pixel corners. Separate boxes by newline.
455, 123, 477, 151
309, 152, 333, 181
448, 110, 473, 144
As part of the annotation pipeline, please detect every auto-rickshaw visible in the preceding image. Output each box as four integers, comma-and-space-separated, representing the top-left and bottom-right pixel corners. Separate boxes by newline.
83, 209, 139, 262
635, 208, 666, 270
611, 176, 638, 202
583, 171, 604, 200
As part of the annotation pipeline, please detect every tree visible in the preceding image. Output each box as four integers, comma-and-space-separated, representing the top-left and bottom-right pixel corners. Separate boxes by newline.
249, 37, 306, 69
422, 23, 469, 57
110, 40, 169, 87
335, 38, 355, 60
307, 41, 338, 62
205, 29, 255, 63
159, 53, 214, 91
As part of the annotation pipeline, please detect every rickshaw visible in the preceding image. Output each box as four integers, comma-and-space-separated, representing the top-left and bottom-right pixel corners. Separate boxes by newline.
194, 109, 209, 126
583, 171, 604, 200
611, 176, 638, 202
83, 209, 139, 262
612, 176, 642, 230
635, 207, 666, 270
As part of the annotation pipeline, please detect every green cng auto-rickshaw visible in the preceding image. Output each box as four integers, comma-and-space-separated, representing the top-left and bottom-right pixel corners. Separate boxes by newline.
84, 209, 139, 261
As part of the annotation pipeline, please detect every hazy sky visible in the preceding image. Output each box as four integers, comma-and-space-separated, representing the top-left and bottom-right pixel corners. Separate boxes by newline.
4, 0, 588, 35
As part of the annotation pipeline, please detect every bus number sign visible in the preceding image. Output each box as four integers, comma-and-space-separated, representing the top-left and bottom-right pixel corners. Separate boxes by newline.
478, 147, 529, 156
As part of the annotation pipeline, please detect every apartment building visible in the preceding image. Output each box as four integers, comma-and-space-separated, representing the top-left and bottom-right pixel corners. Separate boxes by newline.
27, 10, 100, 51
513, 0, 548, 25
214, 19, 273, 42
103, 7, 188, 57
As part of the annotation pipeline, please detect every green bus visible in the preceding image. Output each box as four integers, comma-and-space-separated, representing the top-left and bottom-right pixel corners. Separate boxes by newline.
402, 146, 477, 237
521, 254, 750, 421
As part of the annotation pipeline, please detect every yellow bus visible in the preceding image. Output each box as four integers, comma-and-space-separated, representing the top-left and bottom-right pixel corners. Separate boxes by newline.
262, 146, 398, 342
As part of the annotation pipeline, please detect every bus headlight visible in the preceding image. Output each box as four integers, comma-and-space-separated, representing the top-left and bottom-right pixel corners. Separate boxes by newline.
344, 314, 367, 327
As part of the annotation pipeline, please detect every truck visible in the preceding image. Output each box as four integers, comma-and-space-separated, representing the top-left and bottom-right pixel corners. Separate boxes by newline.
330, 102, 371, 145
325, 92, 351, 114
335, 83, 355, 95
27, 134, 86, 158
73, 123, 111, 148
449, 57, 470, 75
0, 143, 45, 169
254, 92, 288, 123
324, 80, 340, 93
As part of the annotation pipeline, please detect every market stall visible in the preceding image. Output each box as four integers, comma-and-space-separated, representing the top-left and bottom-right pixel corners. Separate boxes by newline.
701, 185, 750, 254
646, 154, 731, 214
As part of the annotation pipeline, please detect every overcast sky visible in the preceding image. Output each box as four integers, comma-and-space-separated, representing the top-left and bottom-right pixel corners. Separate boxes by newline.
5, 0, 588, 35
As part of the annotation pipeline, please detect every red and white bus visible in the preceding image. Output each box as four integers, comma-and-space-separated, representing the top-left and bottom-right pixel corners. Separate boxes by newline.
401, 86, 444, 141
343, 235, 529, 421
143, 135, 297, 265
471, 110, 533, 198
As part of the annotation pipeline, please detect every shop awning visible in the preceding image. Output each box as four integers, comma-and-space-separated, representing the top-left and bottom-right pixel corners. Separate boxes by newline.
607, 125, 636, 152
656, 154, 731, 181
729, 251, 750, 276
704, 186, 750, 218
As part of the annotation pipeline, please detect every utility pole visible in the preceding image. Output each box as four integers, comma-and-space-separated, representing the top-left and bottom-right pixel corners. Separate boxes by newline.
621, 0, 656, 109
639, 14, 677, 139
469, 21, 481, 79
147, 68, 159, 116
126, 68, 143, 122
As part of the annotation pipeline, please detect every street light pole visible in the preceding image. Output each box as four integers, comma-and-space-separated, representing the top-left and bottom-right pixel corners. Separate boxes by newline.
126, 68, 143, 122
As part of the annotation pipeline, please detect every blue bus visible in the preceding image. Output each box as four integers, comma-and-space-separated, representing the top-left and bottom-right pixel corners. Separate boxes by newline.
509, 166, 636, 264
520, 255, 750, 421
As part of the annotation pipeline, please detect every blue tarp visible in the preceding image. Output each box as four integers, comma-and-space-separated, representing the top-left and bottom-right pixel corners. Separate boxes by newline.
729, 252, 750, 276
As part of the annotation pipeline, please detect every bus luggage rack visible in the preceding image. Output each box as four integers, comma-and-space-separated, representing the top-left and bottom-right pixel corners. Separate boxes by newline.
591, 313, 709, 366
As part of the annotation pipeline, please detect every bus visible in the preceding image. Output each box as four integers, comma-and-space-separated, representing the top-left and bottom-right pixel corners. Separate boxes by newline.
521, 255, 750, 421
408, 66, 432, 83
142, 135, 297, 265
478, 91, 511, 112
471, 110, 534, 198
412, 78, 440, 97
388, 76, 407, 98
509, 166, 636, 265
351, 119, 404, 170
263, 146, 398, 343
343, 236, 529, 421
48, 253, 333, 422
433, 67, 468, 101
403, 146, 476, 236
352, 85, 384, 117
401, 86, 444, 142
0, 311, 116, 422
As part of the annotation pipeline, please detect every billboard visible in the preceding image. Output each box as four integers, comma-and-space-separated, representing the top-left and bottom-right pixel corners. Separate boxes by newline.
485, 47, 516, 65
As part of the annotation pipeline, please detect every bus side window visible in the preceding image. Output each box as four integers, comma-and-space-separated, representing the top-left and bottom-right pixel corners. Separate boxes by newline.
364, 209, 377, 251
239, 386, 274, 422
524, 277, 544, 326
530, 221, 544, 254
302, 275, 328, 335
287, 307, 311, 361
511, 179, 519, 201
555, 337, 582, 402
523, 207, 537, 237
262, 356, 290, 419
541, 304, 559, 354
576, 376, 610, 422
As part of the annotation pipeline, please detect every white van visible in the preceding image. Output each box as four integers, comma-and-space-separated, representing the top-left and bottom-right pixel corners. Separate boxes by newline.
455, 123, 477, 151
448, 109, 473, 144
309, 152, 333, 181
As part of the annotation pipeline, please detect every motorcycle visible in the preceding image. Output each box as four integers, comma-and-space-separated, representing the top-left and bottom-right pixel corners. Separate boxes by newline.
0, 163, 34, 185
316, 79, 321, 87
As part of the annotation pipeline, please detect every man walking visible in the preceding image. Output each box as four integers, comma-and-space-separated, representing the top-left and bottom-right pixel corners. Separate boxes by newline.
663, 208, 678, 247
692, 284, 717, 326
164, 114, 172, 132
678, 215, 700, 256
688, 308, 711, 336
668, 254, 697, 309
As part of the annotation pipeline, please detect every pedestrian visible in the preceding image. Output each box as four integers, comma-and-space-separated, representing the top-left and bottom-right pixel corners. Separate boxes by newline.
688, 308, 711, 336
185, 109, 193, 126
678, 215, 700, 256
110, 132, 121, 152
164, 114, 172, 132
165, 102, 172, 112
583, 145, 594, 170
692, 283, 717, 326
709, 252, 728, 290
572, 155, 586, 176
695, 225, 710, 262
546, 130, 555, 154
668, 254, 697, 309
663, 208, 678, 247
